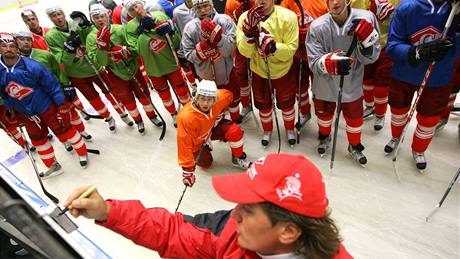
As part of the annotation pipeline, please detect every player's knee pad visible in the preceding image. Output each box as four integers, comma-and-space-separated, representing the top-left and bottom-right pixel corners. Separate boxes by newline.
416, 114, 439, 127
224, 123, 243, 142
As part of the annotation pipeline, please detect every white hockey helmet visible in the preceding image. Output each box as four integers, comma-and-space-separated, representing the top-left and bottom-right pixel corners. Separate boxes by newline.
21, 9, 37, 20
14, 31, 33, 39
90, 3, 109, 18
124, 0, 145, 11
195, 80, 218, 98
0, 32, 16, 44
45, 6, 64, 17
192, 0, 213, 8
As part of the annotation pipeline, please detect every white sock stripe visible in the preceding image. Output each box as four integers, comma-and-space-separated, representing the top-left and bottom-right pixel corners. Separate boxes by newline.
318, 119, 332, 127
128, 108, 140, 118
142, 105, 154, 112
71, 137, 85, 149
73, 99, 82, 106
229, 106, 239, 113
300, 100, 309, 106
392, 113, 408, 120
363, 84, 374, 91
71, 117, 82, 126
162, 99, 174, 107
96, 106, 108, 115
229, 138, 244, 148
260, 117, 273, 123
346, 125, 362, 133
448, 93, 456, 98
365, 102, 374, 106
416, 124, 436, 132
35, 142, 52, 152
374, 97, 388, 104
259, 110, 273, 117
38, 153, 55, 160
67, 131, 81, 143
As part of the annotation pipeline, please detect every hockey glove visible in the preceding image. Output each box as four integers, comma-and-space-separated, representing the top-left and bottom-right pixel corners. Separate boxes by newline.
63, 85, 77, 102
154, 20, 175, 36
243, 5, 264, 40
109, 45, 132, 63
195, 40, 220, 61
348, 19, 379, 48
96, 25, 111, 51
138, 16, 156, 34
370, 0, 395, 21
56, 104, 71, 127
258, 28, 276, 57
182, 168, 196, 187
178, 57, 190, 68
70, 11, 92, 29
1, 108, 18, 126
64, 32, 82, 53
408, 39, 453, 65
318, 50, 354, 76
201, 18, 223, 46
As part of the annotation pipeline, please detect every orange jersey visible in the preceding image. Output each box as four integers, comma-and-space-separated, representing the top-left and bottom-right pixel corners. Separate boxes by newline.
177, 89, 233, 169
281, 0, 328, 27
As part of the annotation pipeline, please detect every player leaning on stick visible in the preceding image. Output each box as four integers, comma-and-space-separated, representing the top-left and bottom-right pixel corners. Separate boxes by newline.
181, 0, 243, 123
125, 0, 192, 127
87, 3, 164, 135
45, 6, 134, 132
236, 0, 299, 147
306, 0, 380, 165
177, 80, 251, 188
384, 0, 459, 171
0, 32, 89, 177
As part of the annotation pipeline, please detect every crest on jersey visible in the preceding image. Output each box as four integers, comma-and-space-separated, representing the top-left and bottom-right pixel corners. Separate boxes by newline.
297, 11, 314, 27
148, 37, 167, 54
410, 26, 441, 46
276, 173, 303, 201
5, 81, 33, 100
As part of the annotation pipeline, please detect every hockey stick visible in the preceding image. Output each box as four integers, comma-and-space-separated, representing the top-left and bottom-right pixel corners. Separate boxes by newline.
17, 126, 59, 204
391, 2, 459, 178
426, 167, 460, 222
247, 62, 260, 129
165, 34, 188, 111
175, 132, 212, 213
258, 25, 281, 153
73, 105, 103, 119
329, 36, 358, 174
293, 0, 305, 144
71, 17, 131, 122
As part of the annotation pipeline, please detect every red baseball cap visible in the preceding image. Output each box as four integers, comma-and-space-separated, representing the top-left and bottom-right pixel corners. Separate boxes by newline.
212, 153, 327, 218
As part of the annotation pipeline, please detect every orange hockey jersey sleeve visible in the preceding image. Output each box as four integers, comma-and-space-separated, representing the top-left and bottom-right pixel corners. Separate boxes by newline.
177, 90, 233, 169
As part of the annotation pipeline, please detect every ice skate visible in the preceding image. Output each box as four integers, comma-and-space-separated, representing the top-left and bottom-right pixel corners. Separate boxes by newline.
317, 135, 331, 157
105, 116, 116, 132
79, 154, 88, 168
240, 105, 253, 123
137, 121, 145, 135
150, 115, 163, 127
412, 151, 427, 172
261, 131, 272, 148
121, 114, 134, 127
80, 131, 92, 141
435, 118, 448, 133
79, 110, 90, 121
172, 114, 177, 128
287, 130, 296, 147
374, 116, 385, 131
297, 112, 312, 130
232, 152, 252, 169
64, 142, 73, 152
348, 144, 367, 167
384, 137, 399, 155
363, 105, 375, 120
39, 162, 64, 179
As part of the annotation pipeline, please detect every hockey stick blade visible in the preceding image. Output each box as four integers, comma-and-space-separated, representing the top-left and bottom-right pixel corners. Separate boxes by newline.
80, 109, 103, 119
87, 149, 100, 155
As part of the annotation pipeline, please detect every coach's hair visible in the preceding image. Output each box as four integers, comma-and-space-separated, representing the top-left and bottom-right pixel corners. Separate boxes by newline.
259, 202, 342, 259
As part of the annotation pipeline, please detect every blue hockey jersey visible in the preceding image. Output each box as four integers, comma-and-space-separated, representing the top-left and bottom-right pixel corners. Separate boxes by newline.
0, 56, 65, 116
159, 0, 185, 18
386, 0, 459, 87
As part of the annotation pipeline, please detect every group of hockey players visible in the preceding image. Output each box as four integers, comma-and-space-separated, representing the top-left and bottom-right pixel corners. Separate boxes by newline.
0, 0, 459, 186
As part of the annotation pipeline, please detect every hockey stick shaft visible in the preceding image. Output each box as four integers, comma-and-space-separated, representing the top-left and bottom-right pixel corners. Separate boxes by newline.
293, 0, 305, 144
165, 34, 187, 111
330, 36, 358, 173
426, 167, 460, 221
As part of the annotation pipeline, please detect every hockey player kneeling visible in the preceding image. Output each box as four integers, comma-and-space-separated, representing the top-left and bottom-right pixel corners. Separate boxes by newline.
177, 80, 252, 187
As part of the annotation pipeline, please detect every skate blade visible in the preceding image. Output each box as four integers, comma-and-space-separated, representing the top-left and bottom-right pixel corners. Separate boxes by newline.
40, 170, 64, 180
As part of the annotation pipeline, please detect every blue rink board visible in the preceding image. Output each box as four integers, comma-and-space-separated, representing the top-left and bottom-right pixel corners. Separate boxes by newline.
0, 163, 112, 259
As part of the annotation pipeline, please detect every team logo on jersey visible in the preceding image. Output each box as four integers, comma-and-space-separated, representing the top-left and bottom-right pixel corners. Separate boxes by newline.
410, 26, 441, 46
148, 37, 167, 54
5, 81, 33, 100
297, 11, 314, 27
276, 173, 303, 201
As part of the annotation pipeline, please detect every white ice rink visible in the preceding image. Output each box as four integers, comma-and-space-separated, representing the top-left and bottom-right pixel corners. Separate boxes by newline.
0, 1, 459, 258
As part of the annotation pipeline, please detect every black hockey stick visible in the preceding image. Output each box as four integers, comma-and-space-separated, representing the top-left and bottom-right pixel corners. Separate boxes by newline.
426, 167, 460, 222
329, 36, 358, 174
18, 126, 59, 204
76, 106, 103, 119
165, 34, 188, 112
293, 0, 305, 144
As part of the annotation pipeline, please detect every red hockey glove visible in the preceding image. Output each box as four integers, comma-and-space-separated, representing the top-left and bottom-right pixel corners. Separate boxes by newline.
96, 25, 111, 51
56, 104, 70, 127
370, 0, 395, 21
348, 19, 379, 48
154, 19, 175, 36
182, 168, 196, 187
257, 27, 276, 57
1, 108, 18, 126
243, 5, 264, 39
318, 50, 354, 76
201, 18, 223, 46
195, 40, 221, 61
109, 45, 132, 63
